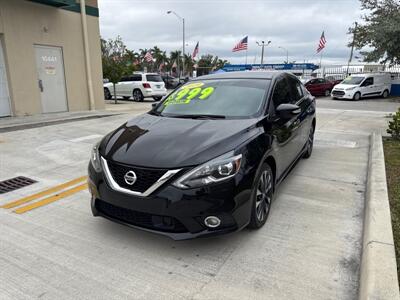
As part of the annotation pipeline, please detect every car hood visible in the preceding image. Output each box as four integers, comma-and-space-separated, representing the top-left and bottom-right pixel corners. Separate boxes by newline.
100, 114, 261, 169
333, 83, 358, 90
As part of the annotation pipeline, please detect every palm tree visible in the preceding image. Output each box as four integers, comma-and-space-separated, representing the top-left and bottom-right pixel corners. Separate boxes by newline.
169, 50, 181, 76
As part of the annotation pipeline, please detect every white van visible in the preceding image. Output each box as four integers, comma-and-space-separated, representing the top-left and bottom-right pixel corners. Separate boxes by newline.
331, 73, 391, 100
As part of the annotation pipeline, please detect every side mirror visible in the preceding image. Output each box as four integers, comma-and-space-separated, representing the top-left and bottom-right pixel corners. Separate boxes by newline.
151, 103, 157, 108
276, 103, 301, 119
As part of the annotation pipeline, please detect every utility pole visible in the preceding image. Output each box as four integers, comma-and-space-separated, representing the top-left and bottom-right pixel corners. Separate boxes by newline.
279, 46, 289, 63
347, 22, 358, 75
256, 41, 271, 68
167, 11, 185, 78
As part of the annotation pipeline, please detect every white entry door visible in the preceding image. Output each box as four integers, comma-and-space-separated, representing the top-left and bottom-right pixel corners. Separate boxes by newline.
34, 45, 68, 113
0, 39, 11, 117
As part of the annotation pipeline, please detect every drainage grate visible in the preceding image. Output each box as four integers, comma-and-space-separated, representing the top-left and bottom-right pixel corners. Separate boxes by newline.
0, 176, 37, 194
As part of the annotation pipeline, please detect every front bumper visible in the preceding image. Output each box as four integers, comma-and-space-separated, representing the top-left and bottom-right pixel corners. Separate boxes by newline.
88, 162, 254, 240
331, 90, 354, 99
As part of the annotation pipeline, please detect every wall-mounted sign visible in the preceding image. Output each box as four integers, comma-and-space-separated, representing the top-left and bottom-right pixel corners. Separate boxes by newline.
41, 56, 57, 62
45, 66, 56, 75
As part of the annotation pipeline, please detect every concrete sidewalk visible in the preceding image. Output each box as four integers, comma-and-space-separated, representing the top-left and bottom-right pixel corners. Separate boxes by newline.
0, 110, 119, 133
0, 104, 396, 299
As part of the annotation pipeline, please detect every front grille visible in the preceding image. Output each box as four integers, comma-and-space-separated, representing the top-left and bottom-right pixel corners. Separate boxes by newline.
96, 199, 187, 233
332, 90, 345, 96
107, 160, 167, 193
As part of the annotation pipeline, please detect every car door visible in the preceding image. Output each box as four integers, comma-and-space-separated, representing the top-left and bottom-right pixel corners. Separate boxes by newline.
130, 74, 142, 94
115, 77, 128, 96
269, 76, 303, 178
288, 76, 311, 150
318, 78, 330, 94
360, 77, 374, 97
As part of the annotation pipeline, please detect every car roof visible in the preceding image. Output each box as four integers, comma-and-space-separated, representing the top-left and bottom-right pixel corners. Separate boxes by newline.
133, 72, 160, 75
194, 71, 290, 81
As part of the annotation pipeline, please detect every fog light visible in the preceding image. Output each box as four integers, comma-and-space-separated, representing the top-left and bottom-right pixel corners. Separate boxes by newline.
204, 216, 221, 228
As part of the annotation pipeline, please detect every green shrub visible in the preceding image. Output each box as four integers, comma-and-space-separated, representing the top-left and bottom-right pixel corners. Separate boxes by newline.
388, 109, 400, 140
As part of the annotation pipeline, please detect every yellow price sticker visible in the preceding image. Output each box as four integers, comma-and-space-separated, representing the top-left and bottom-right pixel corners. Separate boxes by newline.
164, 84, 214, 106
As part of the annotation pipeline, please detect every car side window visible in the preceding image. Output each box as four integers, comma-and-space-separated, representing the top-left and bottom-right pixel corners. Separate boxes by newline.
272, 77, 291, 107
318, 78, 326, 84
132, 75, 142, 81
287, 76, 303, 103
363, 77, 374, 86
308, 79, 317, 85
120, 77, 129, 82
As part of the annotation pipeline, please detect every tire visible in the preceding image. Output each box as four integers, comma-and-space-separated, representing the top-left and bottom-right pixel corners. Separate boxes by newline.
303, 124, 315, 159
132, 89, 144, 102
353, 92, 361, 101
324, 89, 331, 97
104, 88, 112, 100
122, 96, 130, 100
248, 163, 274, 229
153, 96, 162, 101
382, 90, 389, 98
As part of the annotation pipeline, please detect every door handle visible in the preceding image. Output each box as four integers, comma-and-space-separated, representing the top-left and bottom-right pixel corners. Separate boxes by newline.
38, 79, 43, 92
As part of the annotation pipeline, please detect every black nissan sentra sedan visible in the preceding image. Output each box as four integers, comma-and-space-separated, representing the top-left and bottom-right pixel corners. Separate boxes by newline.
88, 71, 316, 240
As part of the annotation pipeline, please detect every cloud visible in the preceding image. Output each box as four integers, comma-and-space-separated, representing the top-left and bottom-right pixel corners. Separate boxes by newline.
98, 0, 362, 65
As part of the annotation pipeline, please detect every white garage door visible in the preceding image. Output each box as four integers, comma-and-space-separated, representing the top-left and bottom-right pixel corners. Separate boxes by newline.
0, 39, 11, 117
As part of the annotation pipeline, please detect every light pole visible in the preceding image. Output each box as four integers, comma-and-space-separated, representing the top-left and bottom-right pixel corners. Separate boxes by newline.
256, 40, 271, 68
278, 46, 289, 63
167, 10, 185, 78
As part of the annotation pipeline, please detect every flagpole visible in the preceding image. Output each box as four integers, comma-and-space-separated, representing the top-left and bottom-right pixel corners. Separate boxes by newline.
319, 51, 323, 77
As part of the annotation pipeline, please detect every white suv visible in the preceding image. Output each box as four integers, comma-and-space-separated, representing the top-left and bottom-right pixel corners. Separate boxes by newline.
104, 73, 167, 101
331, 73, 391, 100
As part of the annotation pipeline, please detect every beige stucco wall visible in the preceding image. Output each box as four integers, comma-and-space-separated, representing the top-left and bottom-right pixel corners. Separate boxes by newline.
0, 0, 104, 116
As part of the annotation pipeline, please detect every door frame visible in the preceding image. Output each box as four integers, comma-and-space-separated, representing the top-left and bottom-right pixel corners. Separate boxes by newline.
0, 35, 13, 117
34, 43, 69, 113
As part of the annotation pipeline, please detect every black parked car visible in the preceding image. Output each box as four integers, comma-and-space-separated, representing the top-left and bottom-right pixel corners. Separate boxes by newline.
161, 74, 179, 89
88, 71, 316, 240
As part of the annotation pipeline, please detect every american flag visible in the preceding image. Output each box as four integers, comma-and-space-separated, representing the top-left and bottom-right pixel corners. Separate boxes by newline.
192, 42, 199, 59
144, 51, 154, 62
316, 31, 326, 53
232, 36, 248, 52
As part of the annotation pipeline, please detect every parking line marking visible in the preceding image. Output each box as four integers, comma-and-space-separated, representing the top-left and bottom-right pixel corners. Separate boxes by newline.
14, 183, 88, 214
1, 176, 87, 209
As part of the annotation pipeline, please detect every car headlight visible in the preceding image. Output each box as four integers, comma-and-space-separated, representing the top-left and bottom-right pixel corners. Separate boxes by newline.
346, 87, 356, 90
90, 142, 102, 172
173, 152, 242, 189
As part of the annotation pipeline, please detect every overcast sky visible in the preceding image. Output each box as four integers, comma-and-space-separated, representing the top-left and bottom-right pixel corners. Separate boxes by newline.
98, 0, 363, 65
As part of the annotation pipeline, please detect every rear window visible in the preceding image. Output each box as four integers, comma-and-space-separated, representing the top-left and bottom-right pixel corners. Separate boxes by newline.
146, 75, 163, 82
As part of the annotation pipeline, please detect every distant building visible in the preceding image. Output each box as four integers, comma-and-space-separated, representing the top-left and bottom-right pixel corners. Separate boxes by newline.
0, 0, 104, 117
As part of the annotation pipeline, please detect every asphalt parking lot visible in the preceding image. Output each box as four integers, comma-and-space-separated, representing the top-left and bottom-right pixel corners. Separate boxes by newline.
0, 97, 399, 299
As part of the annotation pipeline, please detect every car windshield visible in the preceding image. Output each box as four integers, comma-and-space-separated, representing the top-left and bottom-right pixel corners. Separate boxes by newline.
154, 79, 269, 119
146, 74, 163, 82
342, 76, 364, 85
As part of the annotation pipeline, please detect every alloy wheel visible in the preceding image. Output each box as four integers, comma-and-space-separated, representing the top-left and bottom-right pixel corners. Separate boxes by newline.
133, 90, 143, 101
255, 170, 272, 222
